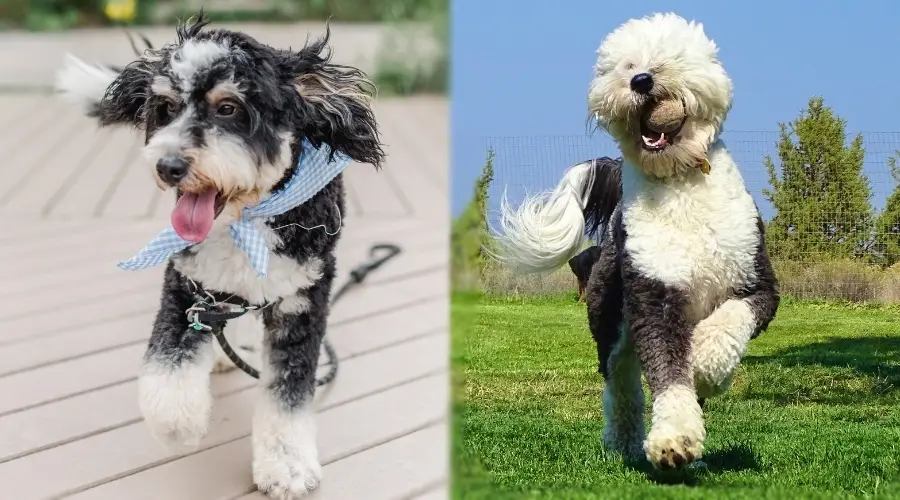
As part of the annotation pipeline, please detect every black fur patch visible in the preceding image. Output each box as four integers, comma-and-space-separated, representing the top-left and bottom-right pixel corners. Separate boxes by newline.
569, 245, 603, 297
585, 227, 623, 377
732, 217, 780, 339
582, 157, 623, 238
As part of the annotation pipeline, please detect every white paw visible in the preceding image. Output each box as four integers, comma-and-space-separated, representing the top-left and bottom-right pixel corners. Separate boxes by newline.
644, 423, 705, 469
644, 384, 706, 469
138, 354, 214, 453
253, 397, 321, 499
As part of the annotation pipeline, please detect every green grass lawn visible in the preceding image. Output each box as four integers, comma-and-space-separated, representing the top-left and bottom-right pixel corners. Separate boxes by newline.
452, 292, 900, 499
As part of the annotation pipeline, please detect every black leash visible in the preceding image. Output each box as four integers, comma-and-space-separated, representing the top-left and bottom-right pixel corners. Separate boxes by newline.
184, 244, 402, 385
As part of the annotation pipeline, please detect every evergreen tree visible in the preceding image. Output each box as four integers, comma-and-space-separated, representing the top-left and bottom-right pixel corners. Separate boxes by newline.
874, 153, 900, 266
763, 97, 873, 261
450, 150, 494, 288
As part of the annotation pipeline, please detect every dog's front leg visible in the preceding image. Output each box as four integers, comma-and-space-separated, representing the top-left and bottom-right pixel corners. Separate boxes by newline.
252, 281, 331, 499
622, 257, 704, 469
138, 264, 215, 452
692, 231, 779, 398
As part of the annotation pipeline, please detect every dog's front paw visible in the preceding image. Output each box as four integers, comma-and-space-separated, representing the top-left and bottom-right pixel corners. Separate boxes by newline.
644, 423, 704, 469
138, 360, 213, 453
253, 400, 321, 499
253, 450, 322, 499
644, 384, 706, 469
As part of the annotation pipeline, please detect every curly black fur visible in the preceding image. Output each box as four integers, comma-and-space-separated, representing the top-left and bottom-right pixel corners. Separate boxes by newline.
568, 245, 603, 300
581, 156, 623, 238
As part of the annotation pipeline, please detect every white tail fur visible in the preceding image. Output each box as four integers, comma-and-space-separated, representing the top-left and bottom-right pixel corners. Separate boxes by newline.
489, 161, 596, 273
54, 54, 118, 113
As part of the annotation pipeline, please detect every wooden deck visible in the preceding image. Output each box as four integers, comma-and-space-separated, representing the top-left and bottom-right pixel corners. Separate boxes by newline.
0, 22, 448, 500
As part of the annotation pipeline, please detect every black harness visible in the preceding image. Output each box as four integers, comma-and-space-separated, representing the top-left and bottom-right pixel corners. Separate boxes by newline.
183, 244, 402, 385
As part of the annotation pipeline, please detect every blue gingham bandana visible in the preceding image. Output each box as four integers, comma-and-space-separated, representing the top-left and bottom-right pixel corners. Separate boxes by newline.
118, 140, 350, 278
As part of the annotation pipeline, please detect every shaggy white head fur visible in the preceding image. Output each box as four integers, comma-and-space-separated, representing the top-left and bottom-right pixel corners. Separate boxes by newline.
491, 13, 736, 274
589, 12, 732, 178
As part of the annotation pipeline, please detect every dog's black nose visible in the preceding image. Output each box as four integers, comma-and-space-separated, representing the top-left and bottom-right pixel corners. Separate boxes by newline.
630, 73, 654, 94
156, 156, 189, 185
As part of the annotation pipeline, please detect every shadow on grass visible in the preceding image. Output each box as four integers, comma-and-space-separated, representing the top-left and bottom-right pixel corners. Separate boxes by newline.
626, 444, 762, 486
740, 336, 900, 405
748, 335, 900, 377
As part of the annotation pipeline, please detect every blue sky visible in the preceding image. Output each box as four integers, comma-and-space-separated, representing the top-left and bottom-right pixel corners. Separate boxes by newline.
450, 0, 900, 219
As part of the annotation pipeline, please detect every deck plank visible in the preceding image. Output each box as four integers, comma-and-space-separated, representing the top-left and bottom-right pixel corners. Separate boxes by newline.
1, 118, 107, 215
0, 301, 445, 464
0, 335, 446, 499
48, 128, 141, 218
67, 376, 447, 500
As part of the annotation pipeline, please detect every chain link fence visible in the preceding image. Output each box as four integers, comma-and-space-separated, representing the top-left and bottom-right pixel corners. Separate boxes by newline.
481, 131, 900, 302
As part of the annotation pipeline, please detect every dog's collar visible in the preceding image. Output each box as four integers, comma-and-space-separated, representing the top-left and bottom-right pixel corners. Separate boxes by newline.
117, 140, 351, 278
696, 157, 711, 174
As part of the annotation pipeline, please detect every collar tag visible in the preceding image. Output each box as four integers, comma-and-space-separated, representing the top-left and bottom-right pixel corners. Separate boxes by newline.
697, 158, 711, 175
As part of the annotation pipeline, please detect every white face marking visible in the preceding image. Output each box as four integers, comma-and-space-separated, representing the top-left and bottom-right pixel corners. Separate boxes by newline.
144, 108, 193, 162
170, 39, 230, 93
150, 76, 178, 99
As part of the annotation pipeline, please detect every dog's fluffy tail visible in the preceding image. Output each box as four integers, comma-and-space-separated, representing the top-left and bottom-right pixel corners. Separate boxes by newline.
489, 157, 622, 274
55, 33, 152, 118
54, 54, 120, 117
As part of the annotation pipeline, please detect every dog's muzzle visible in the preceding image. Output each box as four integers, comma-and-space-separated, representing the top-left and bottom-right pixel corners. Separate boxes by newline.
156, 156, 190, 187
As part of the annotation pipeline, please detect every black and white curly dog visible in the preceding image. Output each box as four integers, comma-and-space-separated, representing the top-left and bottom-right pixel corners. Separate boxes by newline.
55, 15, 383, 498
493, 13, 779, 469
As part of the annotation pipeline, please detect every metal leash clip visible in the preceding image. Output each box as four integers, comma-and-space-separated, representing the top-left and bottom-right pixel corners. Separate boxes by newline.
186, 303, 213, 332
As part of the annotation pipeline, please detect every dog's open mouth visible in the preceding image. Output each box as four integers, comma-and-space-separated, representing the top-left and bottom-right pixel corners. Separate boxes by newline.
172, 188, 226, 243
639, 99, 687, 152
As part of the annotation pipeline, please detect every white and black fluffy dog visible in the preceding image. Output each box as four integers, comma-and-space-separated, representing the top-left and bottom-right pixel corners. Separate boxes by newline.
493, 13, 779, 469
55, 15, 383, 498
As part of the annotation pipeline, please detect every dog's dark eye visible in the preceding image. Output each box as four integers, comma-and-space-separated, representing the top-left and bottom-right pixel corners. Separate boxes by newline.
216, 101, 238, 117
166, 100, 178, 114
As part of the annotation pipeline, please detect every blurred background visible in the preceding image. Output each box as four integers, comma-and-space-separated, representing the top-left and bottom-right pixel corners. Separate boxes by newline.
0, 0, 447, 96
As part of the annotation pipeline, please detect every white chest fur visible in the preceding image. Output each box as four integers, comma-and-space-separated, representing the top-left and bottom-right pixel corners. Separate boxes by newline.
620, 145, 759, 321
172, 217, 323, 306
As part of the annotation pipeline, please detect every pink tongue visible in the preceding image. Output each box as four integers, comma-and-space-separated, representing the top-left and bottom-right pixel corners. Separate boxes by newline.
171, 188, 217, 243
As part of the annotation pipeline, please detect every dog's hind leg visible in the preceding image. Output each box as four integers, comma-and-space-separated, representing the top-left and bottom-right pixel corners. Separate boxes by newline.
600, 328, 645, 459
691, 218, 779, 398
138, 264, 216, 453
587, 238, 644, 458
251, 261, 334, 499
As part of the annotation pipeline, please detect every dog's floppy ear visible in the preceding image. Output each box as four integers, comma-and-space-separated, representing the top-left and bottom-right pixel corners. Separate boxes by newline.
97, 61, 154, 128
278, 26, 385, 169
